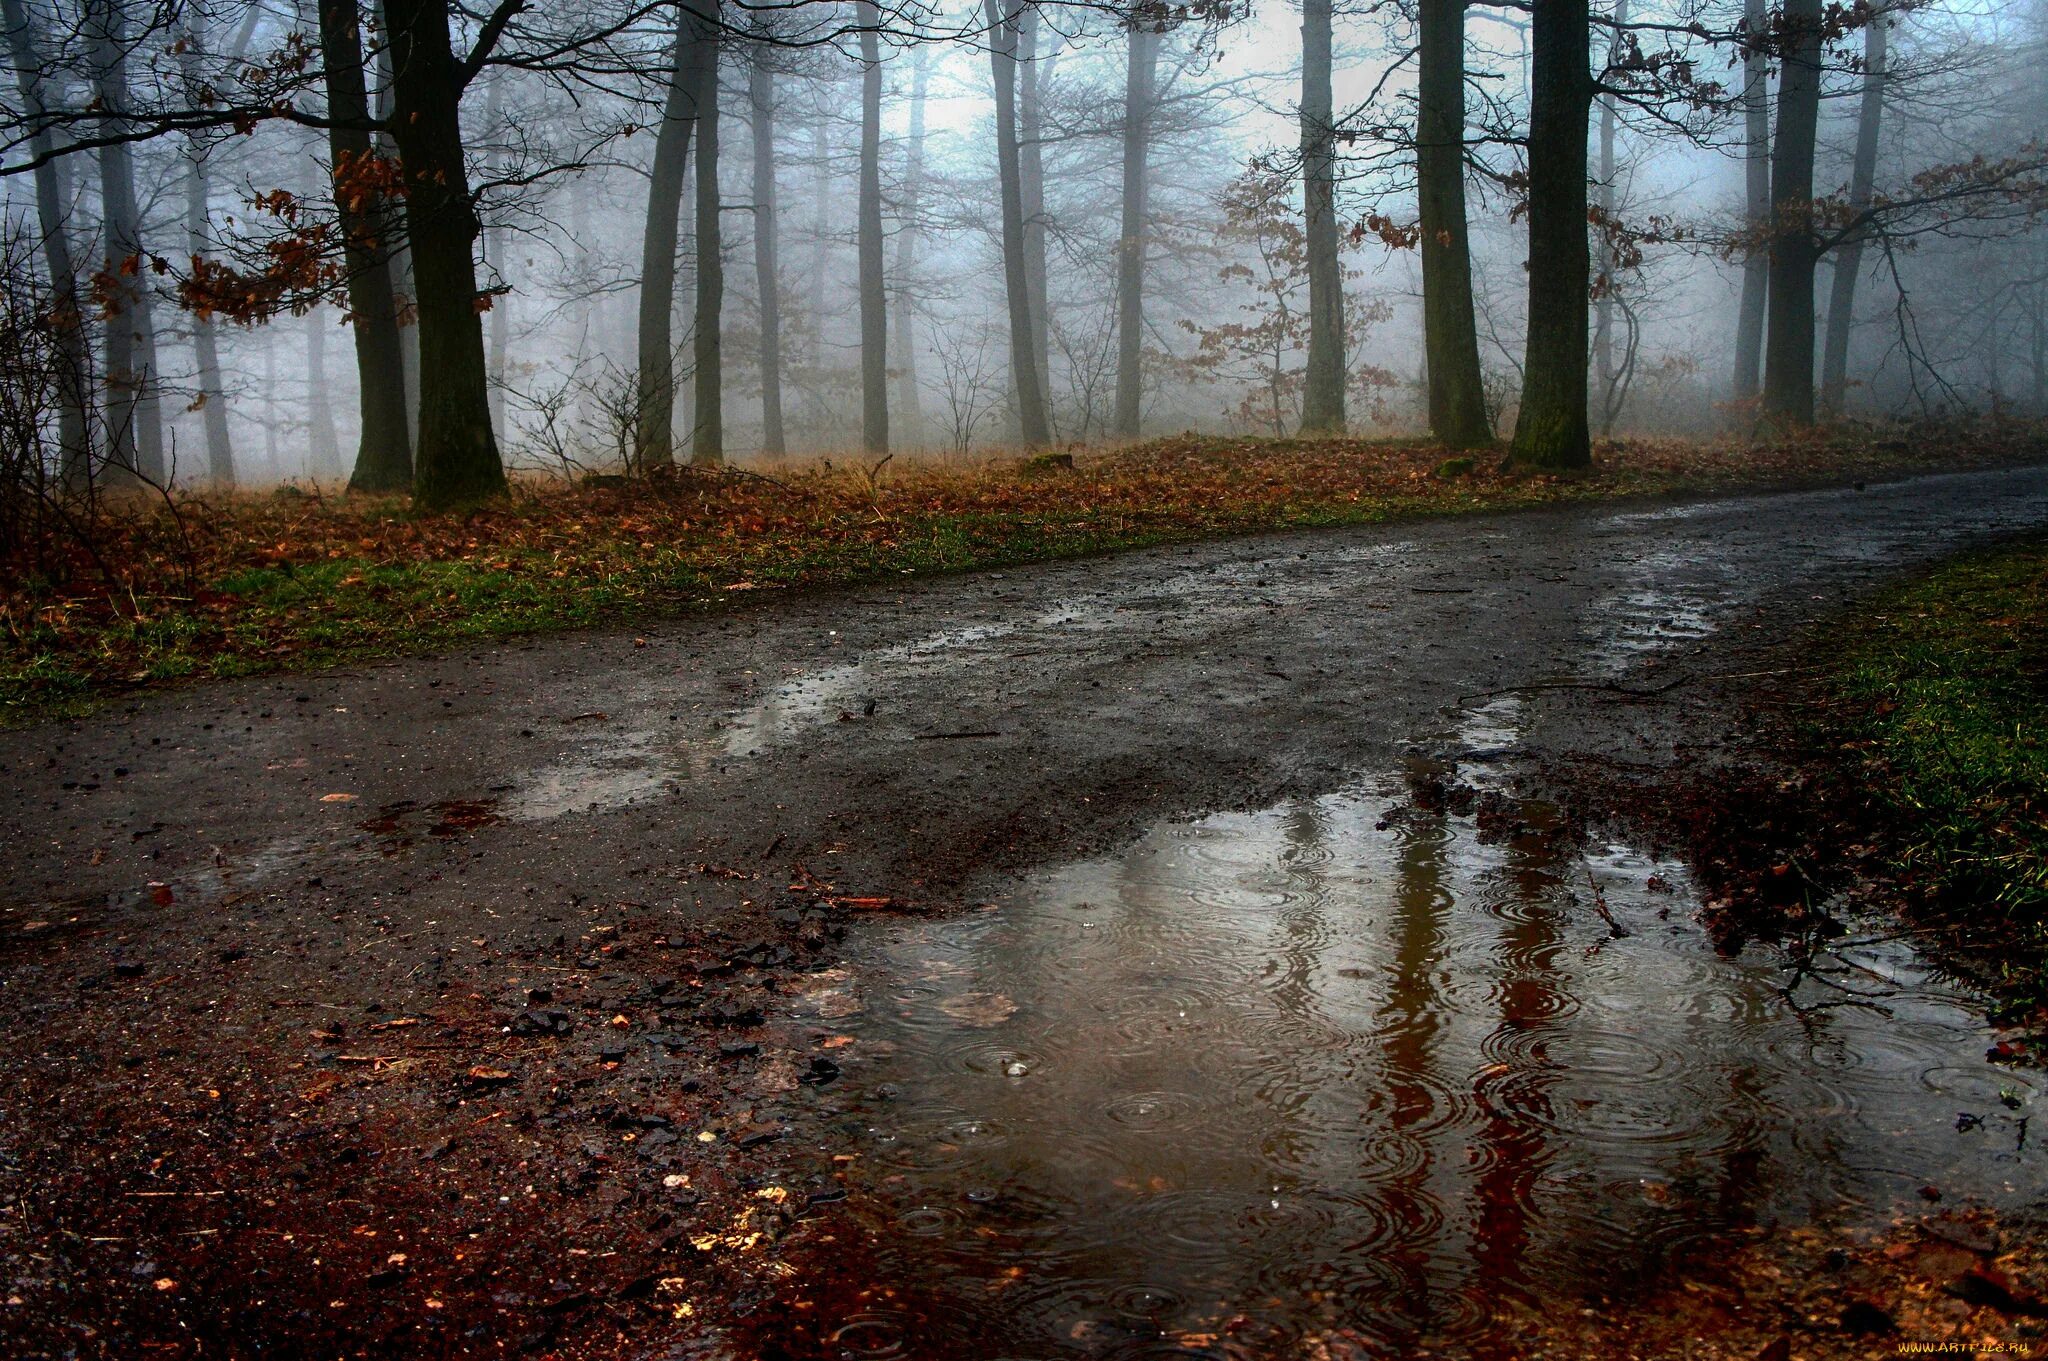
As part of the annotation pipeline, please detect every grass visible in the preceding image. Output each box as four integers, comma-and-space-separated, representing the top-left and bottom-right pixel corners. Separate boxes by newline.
5, 423, 2045, 722
1831, 537, 2048, 1003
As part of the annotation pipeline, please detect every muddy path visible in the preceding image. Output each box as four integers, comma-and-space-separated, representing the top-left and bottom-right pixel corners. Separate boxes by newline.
4, 466, 2048, 1358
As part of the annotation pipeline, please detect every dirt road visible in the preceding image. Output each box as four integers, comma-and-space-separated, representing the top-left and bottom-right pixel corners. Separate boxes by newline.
4, 465, 2046, 1358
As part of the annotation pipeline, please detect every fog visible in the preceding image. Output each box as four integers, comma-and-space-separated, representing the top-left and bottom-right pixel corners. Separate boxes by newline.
3, 0, 2045, 490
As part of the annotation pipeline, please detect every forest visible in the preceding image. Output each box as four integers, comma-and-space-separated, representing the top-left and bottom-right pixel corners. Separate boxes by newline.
2, 0, 2045, 508
6, 0, 2048, 1357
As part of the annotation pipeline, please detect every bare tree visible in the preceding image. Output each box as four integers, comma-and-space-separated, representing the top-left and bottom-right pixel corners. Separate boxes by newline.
1, 0, 92, 485
383, 0, 508, 507
984, 0, 1053, 445
318, 0, 413, 493
1761, 0, 1824, 424
890, 44, 930, 445
636, 2, 700, 471
1731, 0, 1769, 402
1111, 16, 1158, 439
749, 39, 786, 456
1298, 0, 1344, 433
1019, 3, 1053, 413
857, 0, 887, 452
86, 0, 164, 483
1508, 0, 1592, 467
1819, 7, 1888, 415
177, 6, 242, 484
689, 0, 723, 465
1416, 0, 1490, 446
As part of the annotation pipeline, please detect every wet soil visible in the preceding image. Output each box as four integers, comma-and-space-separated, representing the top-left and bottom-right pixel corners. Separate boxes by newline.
4, 467, 2048, 1358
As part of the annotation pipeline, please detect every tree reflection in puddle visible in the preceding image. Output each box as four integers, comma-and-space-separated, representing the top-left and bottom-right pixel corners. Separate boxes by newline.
760, 764, 2036, 1358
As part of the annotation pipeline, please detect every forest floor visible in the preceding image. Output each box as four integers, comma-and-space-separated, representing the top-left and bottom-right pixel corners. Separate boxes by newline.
6, 421, 2047, 721
3, 466, 2048, 1359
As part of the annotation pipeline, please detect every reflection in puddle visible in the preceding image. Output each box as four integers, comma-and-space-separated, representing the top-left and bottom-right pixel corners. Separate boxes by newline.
767, 777, 2035, 1357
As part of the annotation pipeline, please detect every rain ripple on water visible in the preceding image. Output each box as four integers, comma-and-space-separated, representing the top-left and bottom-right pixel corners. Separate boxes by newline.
764, 778, 2035, 1357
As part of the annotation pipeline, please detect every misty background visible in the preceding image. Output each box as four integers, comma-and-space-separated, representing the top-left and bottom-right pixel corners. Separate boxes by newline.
3, 0, 2044, 489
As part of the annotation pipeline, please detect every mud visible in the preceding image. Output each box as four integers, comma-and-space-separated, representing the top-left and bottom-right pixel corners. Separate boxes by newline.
3, 466, 2048, 1358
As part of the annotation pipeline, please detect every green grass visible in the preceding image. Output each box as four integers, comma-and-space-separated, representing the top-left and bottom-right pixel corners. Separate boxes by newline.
1833, 538, 2048, 999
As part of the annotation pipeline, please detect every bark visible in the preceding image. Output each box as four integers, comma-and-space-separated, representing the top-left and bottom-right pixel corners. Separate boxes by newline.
1111, 22, 1158, 440
1299, 0, 1345, 434
1592, 0, 1623, 429
1416, 0, 1491, 447
856, 0, 888, 453
749, 47, 785, 457
1732, 0, 1769, 402
1761, 0, 1823, 425
178, 15, 235, 485
689, 0, 723, 465
890, 47, 930, 445
635, 3, 697, 471
984, 0, 1053, 445
1019, 6, 1051, 414
384, 0, 507, 508
307, 307, 344, 479
319, 0, 413, 493
1, 0, 92, 484
371, 31, 420, 449
86, 0, 165, 484
1508, 0, 1593, 469
1819, 12, 1886, 416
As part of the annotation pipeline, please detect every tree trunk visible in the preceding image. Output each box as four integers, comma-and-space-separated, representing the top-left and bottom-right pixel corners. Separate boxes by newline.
749, 47, 785, 457
1, 0, 92, 485
1732, 0, 1769, 402
1111, 21, 1159, 440
370, 29, 420, 450
984, 0, 1052, 446
1416, 0, 1491, 446
1762, 0, 1823, 425
808, 112, 830, 379
319, 0, 413, 493
856, 0, 888, 453
636, 5, 697, 470
1819, 11, 1886, 416
307, 307, 344, 479
1592, 0, 1624, 432
1299, 0, 1345, 434
1019, 6, 1052, 419
1508, 0, 1593, 469
688, 0, 723, 465
384, 0, 506, 508
891, 47, 931, 445
86, 0, 164, 485
176, 15, 236, 485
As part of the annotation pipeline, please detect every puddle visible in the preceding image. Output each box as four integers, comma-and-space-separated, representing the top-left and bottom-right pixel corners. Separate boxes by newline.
764, 768, 2036, 1357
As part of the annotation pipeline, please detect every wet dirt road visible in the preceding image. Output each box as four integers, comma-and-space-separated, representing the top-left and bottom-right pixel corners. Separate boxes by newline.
4, 465, 2048, 1358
